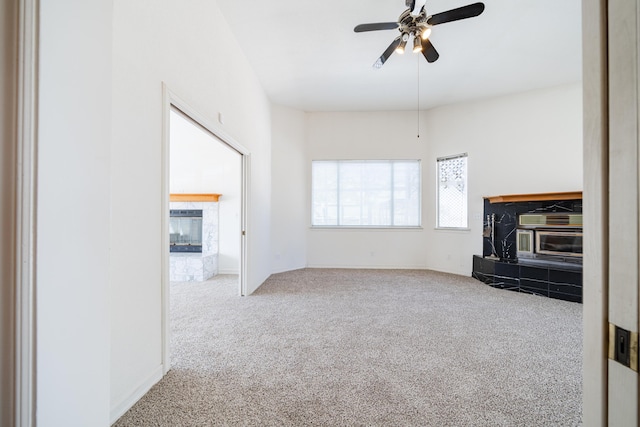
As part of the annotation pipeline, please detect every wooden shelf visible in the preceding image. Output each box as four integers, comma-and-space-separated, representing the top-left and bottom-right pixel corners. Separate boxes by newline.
485, 191, 582, 204
170, 193, 221, 202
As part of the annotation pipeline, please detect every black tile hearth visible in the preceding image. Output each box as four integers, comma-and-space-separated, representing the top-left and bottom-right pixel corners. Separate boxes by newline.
471, 255, 582, 303
472, 255, 495, 284
494, 262, 519, 290
549, 269, 582, 287
549, 292, 582, 303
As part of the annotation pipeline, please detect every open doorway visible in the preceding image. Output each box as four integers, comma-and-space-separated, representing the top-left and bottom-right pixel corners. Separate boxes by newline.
161, 86, 249, 373
169, 108, 242, 284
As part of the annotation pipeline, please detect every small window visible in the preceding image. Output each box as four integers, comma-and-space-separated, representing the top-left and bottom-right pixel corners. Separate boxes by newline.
437, 154, 468, 228
312, 160, 421, 227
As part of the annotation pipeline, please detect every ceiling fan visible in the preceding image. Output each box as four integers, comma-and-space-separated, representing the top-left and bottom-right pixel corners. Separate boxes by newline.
354, 0, 485, 68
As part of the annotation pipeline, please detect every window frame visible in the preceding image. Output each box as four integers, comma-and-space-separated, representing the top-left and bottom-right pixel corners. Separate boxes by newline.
311, 159, 422, 229
436, 153, 469, 230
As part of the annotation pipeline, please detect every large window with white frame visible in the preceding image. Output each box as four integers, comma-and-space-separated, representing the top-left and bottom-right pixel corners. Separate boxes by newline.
437, 153, 468, 229
312, 160, 421, 227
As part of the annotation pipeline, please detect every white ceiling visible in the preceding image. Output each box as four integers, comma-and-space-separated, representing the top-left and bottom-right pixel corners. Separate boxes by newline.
216, 0, 582, 112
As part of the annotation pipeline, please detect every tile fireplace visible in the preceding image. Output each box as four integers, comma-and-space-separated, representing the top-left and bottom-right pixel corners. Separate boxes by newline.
169, 194, 221, 282
472, 192, 583, 303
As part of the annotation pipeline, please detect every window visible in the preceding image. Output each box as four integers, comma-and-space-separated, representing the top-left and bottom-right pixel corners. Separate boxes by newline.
312, 160, 421, 227
437, 153, 468, 228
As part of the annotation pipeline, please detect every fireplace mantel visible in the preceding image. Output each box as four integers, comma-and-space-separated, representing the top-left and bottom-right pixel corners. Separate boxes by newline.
170, 193, 221, 202
484, 191, 582, 204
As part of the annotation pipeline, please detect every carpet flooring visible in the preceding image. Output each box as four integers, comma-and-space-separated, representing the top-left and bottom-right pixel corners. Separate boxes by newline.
114, 268, 582, 426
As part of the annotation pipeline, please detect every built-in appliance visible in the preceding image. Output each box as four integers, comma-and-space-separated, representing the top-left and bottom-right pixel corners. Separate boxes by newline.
169, 209, 203, 253
516, 213, 582, 263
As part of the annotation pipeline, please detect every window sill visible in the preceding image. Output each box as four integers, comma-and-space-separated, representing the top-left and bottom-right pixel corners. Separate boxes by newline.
310, 226, 423, 231
434, 227, 471, 232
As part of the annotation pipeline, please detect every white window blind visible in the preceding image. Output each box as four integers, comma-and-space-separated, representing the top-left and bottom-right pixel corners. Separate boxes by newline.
437, 154, 468, 228
312, 160, 421, 227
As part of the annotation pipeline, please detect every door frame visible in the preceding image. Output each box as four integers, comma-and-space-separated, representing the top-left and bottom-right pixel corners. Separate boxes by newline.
583, 0, 640, 424
582, 0, 609, 423
8, 0, 38, 425
161, 84, 249, 374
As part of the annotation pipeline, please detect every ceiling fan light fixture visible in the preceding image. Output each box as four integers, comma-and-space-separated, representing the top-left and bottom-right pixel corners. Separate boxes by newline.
396, 39, 407, 54
421, 27, 432, 40
412, 36, 423, 53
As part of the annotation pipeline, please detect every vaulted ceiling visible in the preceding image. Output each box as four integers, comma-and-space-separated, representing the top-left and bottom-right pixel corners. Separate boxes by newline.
216, 0, 582, 112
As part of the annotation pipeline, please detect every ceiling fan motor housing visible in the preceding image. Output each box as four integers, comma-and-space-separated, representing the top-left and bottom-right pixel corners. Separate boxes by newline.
398, 9, 431, 40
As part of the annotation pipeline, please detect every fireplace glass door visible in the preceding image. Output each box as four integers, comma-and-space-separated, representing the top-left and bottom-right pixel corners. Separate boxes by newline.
169, 209, 203, 253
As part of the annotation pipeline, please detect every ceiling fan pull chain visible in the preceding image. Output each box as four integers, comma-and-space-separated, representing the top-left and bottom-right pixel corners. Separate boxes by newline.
417, 55, 420, 140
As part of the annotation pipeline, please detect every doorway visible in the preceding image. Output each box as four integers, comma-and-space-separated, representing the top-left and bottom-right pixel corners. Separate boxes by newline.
169, 108, 243, 282
161, 85, 249, 373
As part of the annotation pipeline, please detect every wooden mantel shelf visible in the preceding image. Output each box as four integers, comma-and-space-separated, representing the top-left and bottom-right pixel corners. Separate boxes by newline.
485, 191, 582, 204
170, 193, 221, 202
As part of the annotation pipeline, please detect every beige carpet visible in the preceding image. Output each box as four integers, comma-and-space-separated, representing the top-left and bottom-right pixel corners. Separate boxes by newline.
114, 269, 582, 426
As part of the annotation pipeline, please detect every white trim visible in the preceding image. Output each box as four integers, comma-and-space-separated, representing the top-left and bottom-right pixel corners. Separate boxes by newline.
15, 0, 38, 425
161, 83, 251, 372
434, 227, 471, 232
436, 152, 468, 162
161, 85, 171, 375
271, 266, 307, 275
310, 226, 423, 231
165, 87, 250, 156
240, 153, 250, 296
109, 365, 163, 424
305, 264, 430, 270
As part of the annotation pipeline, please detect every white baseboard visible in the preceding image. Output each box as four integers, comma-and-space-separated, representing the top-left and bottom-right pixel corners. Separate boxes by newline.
305, 264, 429, 270
426, 266, 468, 276
217, 269, 239, 275
110, 365, 164, 425
270, 266, 307, 275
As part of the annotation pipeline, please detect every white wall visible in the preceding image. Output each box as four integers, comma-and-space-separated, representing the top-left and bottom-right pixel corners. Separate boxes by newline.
110, 0, 271, 421
271, 105, 308, 273
424, 83, 582, 275
306, 83, 583, 275
306, 111, 430, 269
170, 110, 241, 274
38, 1, 113, 425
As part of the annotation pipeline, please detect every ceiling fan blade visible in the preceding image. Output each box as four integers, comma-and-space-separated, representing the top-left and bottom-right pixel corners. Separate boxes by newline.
354, 22, 399, 32
427, 2, 485, 26
421, 38, 439, 63
373, 37, 401, 69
